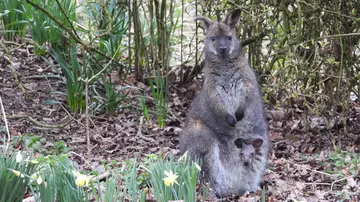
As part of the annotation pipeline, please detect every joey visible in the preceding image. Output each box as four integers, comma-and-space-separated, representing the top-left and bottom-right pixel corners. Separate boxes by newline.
234, 137, 263, 166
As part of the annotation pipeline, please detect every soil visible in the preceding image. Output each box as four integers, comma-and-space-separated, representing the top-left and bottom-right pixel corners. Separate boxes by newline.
0, 37, 359, 201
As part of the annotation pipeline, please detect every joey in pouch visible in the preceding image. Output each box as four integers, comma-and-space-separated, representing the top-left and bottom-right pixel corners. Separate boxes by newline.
234, 137, 263, 166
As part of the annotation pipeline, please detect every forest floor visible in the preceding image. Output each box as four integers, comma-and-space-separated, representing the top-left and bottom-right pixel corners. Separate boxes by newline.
1, 39, 360, 201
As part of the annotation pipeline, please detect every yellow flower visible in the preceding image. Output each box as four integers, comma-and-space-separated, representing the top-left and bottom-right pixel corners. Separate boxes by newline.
30, 160, 39, 164
9, 169, 25, 178
163, 170, 179, 186
75, 174, 90, 187
16, 151, 23, 163
36, 176, 43, 185
194, 163, 201, 171
31, 172, 42, 185
25, 157, 39, 164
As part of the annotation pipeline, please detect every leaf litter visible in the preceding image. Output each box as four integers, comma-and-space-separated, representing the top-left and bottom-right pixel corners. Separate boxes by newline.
0, 38, 359, 201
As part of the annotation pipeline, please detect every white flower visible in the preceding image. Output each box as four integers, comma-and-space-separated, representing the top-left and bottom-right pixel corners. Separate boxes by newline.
72, 170, 81, 177
16, 151, 23, 163
25, 157, 39, 164
163, 170, 179, 186
75, 174, 90, 187
194, 163, 201, 171
9, 169, 25, 178
178, 151, 188, 162
31, 172, 42, 185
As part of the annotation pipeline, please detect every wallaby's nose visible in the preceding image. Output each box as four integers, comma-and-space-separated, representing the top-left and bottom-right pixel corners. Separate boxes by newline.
219, 46, 227, 53
244, 161, 250, 166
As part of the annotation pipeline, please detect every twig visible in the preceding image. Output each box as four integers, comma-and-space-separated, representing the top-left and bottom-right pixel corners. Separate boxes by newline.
24, 75, 62, 80
92, 171, 111, 182
331, 175, 355, 191
304, 182, 333, 186
137, 116, 156, 143
7, 115, 72, 128
0, 96, 10, 150
1, 47, 26, 93
25, 0, 125, 68
282, 159, 340, 178
54, 0, 81, 40
85, 79, 91, 161
241, 31, 268, 47
69, 151, 88, 163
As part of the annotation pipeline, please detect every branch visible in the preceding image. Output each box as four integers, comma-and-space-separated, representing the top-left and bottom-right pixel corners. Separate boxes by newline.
25, 0, 124, 68
241, 31, 268, 47
7, 115, 73, 128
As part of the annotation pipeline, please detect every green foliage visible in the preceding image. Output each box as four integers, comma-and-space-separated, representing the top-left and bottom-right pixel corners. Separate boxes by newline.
26, 0, 76, 54
84, 0, 128, 60
51, 45, 86, 113
0, 148, 206, 201
0, 0, 27, 40
21, 134, 70, 155
30, 156, 89, 202
146, 153, 203, 202
132, 0, 179, 81
97, 79, 130, 114
123, 160, 141, 201
54, 140, 70, 154
328, 150, 360, 176
0, 150, 38, 202
90, 173, 125, 202
140, 93, 151, 124
148, 75, 168, 128
123, 157, 150, 188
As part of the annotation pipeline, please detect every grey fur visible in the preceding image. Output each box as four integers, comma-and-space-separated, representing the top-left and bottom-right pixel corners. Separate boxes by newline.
179, 9, 269, 198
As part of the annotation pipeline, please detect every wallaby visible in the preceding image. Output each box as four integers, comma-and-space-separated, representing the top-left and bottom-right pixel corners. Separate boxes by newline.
180, 9, 269, 198
187, 9, 266, 136
180, 119, 269, 198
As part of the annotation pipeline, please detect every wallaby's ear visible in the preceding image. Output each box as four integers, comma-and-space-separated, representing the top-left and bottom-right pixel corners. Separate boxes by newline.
252, 138, 263, 148
234, 138, 244, 148
195, 16, 213, 30
224, 9, 241, 29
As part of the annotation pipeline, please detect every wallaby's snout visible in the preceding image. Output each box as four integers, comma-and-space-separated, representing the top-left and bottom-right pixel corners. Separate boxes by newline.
218, 36, 231, 55
219, 45, 228, 54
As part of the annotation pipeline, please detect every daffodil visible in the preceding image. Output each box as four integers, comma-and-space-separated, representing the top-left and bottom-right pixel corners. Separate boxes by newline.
25, 157, 39, 164
72, 170, 81, 177
178, 151, 188, 162
31, 172, 43, 185
9, 169, 25, 178
16, 151, 23, 163
75, 174, 90, 187
194, 163, 201, 171
163, 170, 179, 186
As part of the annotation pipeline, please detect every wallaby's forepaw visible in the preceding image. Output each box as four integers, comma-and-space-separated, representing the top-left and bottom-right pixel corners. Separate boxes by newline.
235, 106, 245, 122
226, 113, 236, 127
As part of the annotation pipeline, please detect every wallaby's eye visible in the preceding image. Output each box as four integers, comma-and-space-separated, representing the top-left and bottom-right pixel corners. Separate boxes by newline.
228, 36, 232, 41
211, 37, 217, 41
